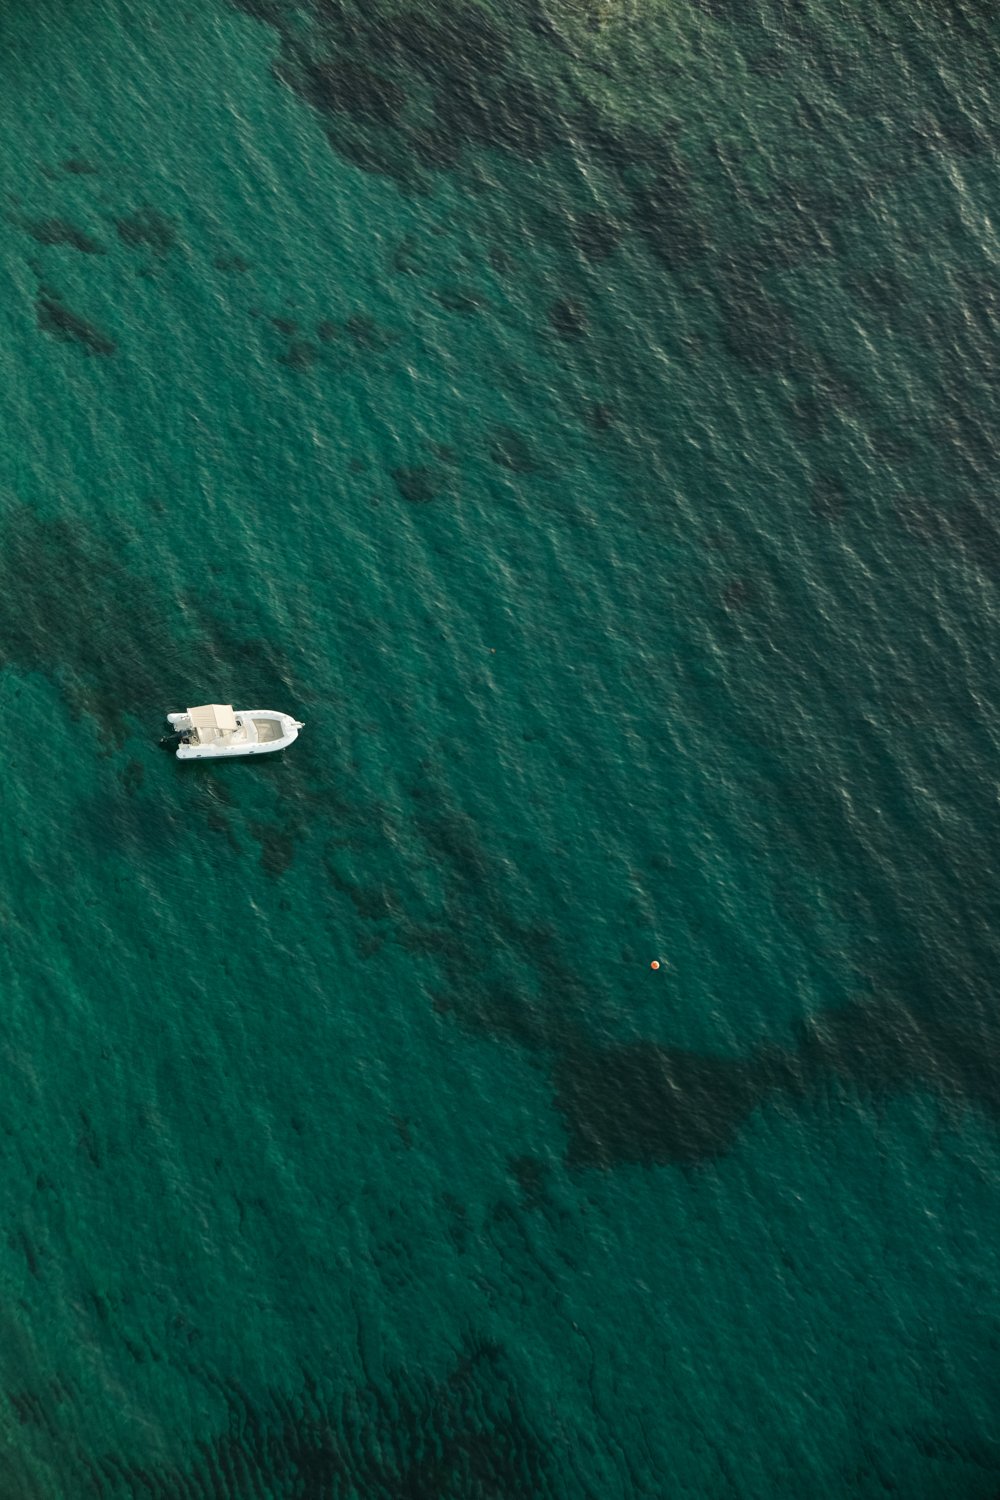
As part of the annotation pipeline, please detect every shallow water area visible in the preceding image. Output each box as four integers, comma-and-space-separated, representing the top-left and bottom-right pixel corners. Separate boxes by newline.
0, 0, 999, 1493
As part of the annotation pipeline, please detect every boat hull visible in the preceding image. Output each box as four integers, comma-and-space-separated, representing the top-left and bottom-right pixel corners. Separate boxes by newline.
167, 709, 303, 759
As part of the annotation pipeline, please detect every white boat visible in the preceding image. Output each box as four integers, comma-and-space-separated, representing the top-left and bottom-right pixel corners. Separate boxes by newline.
162, 703, 304, 759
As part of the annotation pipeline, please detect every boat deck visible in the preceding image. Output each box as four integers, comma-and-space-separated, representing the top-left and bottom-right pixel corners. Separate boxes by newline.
252, 718, 282, 743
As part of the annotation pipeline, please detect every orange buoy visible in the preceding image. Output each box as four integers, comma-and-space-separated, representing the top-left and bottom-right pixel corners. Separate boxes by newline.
650, 960, 660, 971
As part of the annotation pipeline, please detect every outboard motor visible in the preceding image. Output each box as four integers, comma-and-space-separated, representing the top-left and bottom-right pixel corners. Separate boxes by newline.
159, 730, 190, 751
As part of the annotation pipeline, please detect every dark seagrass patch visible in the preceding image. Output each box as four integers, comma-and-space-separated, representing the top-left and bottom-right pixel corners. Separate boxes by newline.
36, 287, 116, 355
84, 1340, 561, 1498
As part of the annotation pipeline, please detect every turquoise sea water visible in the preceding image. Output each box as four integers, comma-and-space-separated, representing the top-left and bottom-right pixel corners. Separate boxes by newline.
0, 0, 999, 1492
